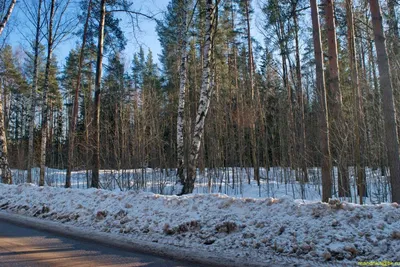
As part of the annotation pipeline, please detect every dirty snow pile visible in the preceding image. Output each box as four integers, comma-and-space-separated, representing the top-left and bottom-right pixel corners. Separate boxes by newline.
0, 183, 399, 265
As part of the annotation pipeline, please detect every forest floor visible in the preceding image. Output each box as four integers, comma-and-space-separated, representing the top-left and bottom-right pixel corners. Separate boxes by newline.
0, 182, 399, 266
11, 167, 392, 204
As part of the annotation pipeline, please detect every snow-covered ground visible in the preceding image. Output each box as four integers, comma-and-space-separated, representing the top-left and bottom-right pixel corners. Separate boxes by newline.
0, 183, 399, 265
11, 166, 392, 204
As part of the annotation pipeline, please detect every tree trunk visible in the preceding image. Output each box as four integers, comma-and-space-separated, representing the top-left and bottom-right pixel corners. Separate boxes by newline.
39, 0, 56, 187
293, 1, 308, 183
0, 0, 16, 37
0, 78, 11, 184
388, 0, 399, 56
244, 0, 259, 185
310, 0, 332, 202
66, 0, 92, 188
324, 0, 349, 198
181, 0, 216, 194
177, 0, 188, 185
27, 0, 42, 183
346, 0, 365, 202
370, 0, 400, 203
92, 0, 106, 189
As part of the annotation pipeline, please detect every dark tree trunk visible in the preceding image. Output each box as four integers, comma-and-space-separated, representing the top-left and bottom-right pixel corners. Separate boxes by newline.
311, 0, 332, 202
370, 0, 400, 203
66, 0, 92, 188
92, 0, 106, 189
39, 0, 56, 187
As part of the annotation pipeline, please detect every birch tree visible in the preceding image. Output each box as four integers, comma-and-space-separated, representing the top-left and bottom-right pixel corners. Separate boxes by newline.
180, 0, 217, 194
0, 0, 16, 37
25, 0, 43, 183
0, 0, 16, 184
39, 0, 75, 186
177, 0, 189, 186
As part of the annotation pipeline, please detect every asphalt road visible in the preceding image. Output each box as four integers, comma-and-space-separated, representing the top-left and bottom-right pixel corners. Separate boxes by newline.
0, 220, 203, 267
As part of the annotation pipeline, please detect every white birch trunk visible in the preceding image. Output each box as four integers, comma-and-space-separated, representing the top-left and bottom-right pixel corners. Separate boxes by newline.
27, 0, 42, 183
177, 0, 189, 186
181, 0, 216, 194
0, 0, 16, 37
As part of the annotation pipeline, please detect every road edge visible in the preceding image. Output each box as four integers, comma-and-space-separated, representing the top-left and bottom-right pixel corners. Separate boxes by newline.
0, 210, 273, 267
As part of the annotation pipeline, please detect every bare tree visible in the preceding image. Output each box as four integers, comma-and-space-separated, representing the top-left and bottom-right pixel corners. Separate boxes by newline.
65, 0, 92, 188
0, 76, 11, 184
0, 0, 16, 184
310, 0, 331, 202
26, 0, 43, 183
177, 0, 189, 186
244, 0, 260, 185
369, 0, 400, 203
346, 0, 364, 203
92, 0, 106, 189
180, 0, 217, 194
39, 0, 56, 186
324, 0, 349, 198
39, 0, 75, 186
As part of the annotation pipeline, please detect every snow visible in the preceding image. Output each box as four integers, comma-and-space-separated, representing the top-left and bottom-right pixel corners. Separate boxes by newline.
0, 183, 399, 265
10, 167, 392, 204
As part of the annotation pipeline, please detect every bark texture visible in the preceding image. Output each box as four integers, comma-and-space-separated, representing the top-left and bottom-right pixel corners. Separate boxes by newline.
0, 79, 11, 184
27, 0, 42, 184
311, 0, 332, 202
324, 0, 350, 198
39, 0, 56, 186
370, 0, 400, 203
346, 0, 365, 202
0, 0, 16, 37
92, 0, 106, 189
66, 0, 92, 188
177, 0, 189, 186
181, 0, 216, 194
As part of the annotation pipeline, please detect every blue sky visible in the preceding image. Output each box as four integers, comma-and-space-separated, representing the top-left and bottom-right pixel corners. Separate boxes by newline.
6, 0, 263, 69
6, 0, 169, 67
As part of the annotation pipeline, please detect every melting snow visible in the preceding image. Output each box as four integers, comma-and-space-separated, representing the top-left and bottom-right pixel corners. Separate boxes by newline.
0, 183, 399, 265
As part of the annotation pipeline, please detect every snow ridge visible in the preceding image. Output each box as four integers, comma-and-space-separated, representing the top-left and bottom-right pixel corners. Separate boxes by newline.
0, 184, 399, 266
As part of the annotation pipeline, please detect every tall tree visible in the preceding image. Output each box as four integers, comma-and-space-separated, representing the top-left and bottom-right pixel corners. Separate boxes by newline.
310, 0, 331, 202
65, 0, 92, 188
243, 0, 260, 184
39, 0, 56, 186
177, 0, 189, 186
369, 0, 400, 203
92, 0, 106, 188
180, 0, 217, 194
324, 0, 349, 198
26, 0, 43, 183
0, 73, 12, 184
292, 0, 308, 184
0, 0, 16, 184
346, 0, 364, 203
387, 0, 399, 56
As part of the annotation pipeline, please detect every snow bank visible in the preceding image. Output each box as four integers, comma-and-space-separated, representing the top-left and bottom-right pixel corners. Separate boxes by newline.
0, 183, 399, 265
11, 167, 392, 204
